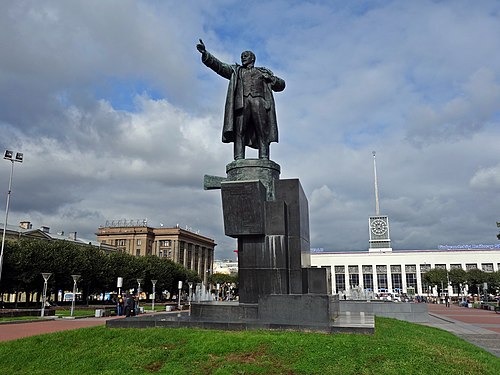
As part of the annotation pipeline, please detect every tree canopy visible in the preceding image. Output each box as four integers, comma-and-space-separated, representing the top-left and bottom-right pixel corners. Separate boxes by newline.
423, 267, 500, 295
1, 238, 202, 303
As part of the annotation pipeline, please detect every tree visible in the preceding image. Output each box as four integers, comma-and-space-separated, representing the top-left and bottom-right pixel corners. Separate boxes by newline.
448, 268, 467, 295
1, 237, 207, 305
209, 273, 238, 285
465, 268, 486, 294
422, 268, 448, 294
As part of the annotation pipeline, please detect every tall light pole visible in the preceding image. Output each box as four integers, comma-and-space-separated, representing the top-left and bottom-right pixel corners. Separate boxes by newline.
137, 278, 143, 312
70, 275, 81, 317
188, 282, 193, 316
151, 279, 157, 312
41, 273, 52, 317
0, 150, 23, 284
177, 280, 182, 310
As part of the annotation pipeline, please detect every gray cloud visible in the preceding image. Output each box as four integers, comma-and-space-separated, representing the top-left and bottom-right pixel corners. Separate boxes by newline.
1, 1, 500, 259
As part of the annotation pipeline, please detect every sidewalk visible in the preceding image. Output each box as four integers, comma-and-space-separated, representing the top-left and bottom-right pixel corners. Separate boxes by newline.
423, 303, 500, 357
0, 315, 122, 342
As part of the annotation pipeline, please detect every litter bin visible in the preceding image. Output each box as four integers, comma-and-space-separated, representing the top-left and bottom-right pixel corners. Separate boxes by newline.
95, 309, 103, 318
165, 306, 172, 312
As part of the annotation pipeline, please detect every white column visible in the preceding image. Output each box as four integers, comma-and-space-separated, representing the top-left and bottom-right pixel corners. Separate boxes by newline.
344, 267, 349, 295
402, 266, 407, 294
387, 266, 393, 293
358, 264, 364, 290
373, 266, 378, 293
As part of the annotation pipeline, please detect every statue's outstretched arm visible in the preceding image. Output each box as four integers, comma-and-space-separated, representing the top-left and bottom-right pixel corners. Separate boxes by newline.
197, 39, 233, 80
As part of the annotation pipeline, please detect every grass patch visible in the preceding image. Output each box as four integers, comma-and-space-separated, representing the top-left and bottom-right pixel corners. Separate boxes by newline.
0, 317, 498, 374
0, 316, 47, 322
54, 309, 96, 318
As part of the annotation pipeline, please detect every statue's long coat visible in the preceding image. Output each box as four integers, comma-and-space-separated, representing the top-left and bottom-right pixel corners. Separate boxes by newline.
202, 52, 285, 149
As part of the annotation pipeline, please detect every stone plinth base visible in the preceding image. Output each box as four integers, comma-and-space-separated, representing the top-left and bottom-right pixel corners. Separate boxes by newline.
107, 295, 374, 334
226, 159, 280, 200
340, 300, 429, 323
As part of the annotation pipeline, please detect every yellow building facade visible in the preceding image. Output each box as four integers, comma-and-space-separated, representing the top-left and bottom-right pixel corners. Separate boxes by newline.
96, 224, 215, 284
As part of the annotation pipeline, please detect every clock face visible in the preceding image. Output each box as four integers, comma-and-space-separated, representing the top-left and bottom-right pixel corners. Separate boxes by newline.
371, 219, 387, 236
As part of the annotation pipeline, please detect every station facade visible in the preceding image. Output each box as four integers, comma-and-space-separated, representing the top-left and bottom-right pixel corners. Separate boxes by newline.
310, 245, 500, 297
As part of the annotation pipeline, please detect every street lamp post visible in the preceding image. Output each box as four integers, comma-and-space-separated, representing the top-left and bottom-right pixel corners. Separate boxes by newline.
188, 282, 193, 316
0, 150, 23, 284
41, 273, 52, 317
177, 281, 182, 310
117, 277, 123, 296
151, 279, 157, 312
137, 278, 143, 312
70, 275, 81, 317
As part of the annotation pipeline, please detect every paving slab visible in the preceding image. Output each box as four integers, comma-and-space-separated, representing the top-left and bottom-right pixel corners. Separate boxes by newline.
421, 303, 500, 357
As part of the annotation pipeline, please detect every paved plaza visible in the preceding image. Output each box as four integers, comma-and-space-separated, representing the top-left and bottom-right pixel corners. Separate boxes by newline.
424, 303, 500, 357
0, 316, 120, 342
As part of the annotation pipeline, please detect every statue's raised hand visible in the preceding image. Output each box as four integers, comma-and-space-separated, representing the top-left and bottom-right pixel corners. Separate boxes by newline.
196, 39, 206, 53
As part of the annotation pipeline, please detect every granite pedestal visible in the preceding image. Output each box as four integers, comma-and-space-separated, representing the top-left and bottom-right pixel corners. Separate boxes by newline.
108, 159, 374, 334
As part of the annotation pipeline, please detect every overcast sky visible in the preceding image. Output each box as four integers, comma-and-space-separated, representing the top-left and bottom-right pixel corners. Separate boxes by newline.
1, 1, 500, 259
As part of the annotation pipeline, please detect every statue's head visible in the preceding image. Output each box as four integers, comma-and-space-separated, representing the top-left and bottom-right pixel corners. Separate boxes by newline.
241, 50, 255, 67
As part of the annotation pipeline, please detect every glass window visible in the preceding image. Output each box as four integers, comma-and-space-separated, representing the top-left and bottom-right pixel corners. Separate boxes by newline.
363, 274, 373, 291
420, 264, 431, 273
392, 273, 402, 292
377, 274, 388, 291
335, 274, 345, 292
482, 263, 493, 272
349, 273, 359, 288
406, 273, 417, 292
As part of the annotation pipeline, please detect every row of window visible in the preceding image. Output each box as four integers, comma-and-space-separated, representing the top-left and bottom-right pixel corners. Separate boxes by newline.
334, 263, 497, 274
114, 239, 172, 247
335, 272, 452, 294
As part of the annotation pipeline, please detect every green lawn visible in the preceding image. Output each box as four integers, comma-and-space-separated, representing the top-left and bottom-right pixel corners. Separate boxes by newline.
54, 309, 98, 318
0, 317, 498, 374
0, 315, 46, 322
0, 309, 97, 322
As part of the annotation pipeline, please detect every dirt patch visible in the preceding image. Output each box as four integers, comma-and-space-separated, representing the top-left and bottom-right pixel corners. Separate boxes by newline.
143, 360, 164, 372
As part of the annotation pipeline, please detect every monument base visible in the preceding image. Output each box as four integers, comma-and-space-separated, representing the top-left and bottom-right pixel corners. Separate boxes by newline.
107, 294, 375, 334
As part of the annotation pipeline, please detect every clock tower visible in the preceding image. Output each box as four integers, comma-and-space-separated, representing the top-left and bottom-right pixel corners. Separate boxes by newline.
369, 215, 392, 252
369, 152, 392, 252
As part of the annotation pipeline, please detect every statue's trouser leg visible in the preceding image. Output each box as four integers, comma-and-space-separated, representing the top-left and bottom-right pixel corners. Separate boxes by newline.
251, 97, 270, 159
234, 115, 245, 160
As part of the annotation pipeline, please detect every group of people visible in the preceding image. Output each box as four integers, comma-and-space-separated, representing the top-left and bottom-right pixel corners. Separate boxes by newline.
116, 293, 137, 317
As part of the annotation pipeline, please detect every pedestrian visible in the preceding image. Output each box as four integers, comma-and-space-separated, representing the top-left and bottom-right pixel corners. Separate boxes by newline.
125, 294, 135, 317
445, 294, 450, 307
117, 294, 124, 316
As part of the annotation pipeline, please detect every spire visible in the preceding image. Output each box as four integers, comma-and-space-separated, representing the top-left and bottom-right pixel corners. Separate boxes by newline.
372, 151, 380, 216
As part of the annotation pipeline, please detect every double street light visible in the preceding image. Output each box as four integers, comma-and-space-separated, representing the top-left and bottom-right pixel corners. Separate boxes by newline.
41, 273, 52, 317
70, 275, 81, 317
0, 150, 23, 284
151, 279, 157, 312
